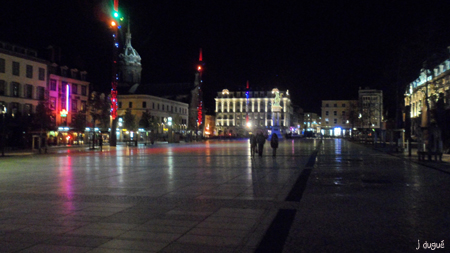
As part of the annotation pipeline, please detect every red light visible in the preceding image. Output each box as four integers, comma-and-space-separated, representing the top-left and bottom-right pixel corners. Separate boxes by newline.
198, 66, 202, 71
111, 21, 117, 27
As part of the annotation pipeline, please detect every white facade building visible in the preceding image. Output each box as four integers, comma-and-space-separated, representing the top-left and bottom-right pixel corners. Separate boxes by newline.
117, 94, 189, 135
321, 100, 357, 137
214, 88, 293, 136
0, 41, 48, 116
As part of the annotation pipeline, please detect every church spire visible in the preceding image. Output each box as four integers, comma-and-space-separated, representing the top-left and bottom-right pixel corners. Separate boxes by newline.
118, 19, 142, 87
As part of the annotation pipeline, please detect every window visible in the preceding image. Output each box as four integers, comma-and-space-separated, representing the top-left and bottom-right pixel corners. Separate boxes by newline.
37, 87, 45, 100
342, 111, 346, 116
171, 106, 173, 112
334, 119, 337, 124
39, 68, 45, 81
26, 65, 33, 78
24, 104, 32, 116
152, 103, 155, 109
0, 80, 5, 95
62, 82, 67, 92
50, 97, 56, 110
72, 84, 78, 94
342, 104, 346, 107
162, 104, 165, 110
81, 85, 87, 96
10, 102, 19, 117
72, 100, 77, 112
12, 62, 19, 76
11, 82, 20, 97
81, 101, 86, 112
50, 79, 57, 91
118, 102, 122, 108
334, 104, 337, 107
325, 104, 329, 107
334, 111, 337, 116
129, 102, 132, 108
157, 104, 160, 110
25, 84, 33, 99
143, 102, 147, 108
0, 58, 5, 73
326, 111, 329, 116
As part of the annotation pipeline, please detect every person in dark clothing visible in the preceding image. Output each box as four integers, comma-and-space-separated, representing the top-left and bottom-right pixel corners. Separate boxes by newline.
256, 132, 266, 157
270, 133, 279, 157
250, 135, 257, 157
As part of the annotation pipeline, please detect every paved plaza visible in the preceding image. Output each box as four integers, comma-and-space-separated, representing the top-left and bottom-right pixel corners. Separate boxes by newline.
0, 139, 449, 252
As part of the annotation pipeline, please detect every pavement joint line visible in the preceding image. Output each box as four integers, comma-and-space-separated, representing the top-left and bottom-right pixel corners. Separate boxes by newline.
254, 144, 321, 252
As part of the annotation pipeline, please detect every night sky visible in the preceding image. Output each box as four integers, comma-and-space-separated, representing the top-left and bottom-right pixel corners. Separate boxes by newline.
2, 0, 450, 115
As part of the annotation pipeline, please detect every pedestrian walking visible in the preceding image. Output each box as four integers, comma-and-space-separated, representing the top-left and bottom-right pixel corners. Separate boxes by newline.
270, 133, 278, 157
250, 135, 257, 157
256, 132, 266, 157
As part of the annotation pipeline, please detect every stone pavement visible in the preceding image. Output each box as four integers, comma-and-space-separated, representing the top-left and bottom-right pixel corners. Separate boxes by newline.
283, 139, 450, 252
0, 139, 449, 252
0, 139, 318, 252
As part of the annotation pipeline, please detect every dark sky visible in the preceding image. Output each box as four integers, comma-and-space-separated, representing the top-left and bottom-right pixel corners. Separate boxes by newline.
2, 0, 450, 115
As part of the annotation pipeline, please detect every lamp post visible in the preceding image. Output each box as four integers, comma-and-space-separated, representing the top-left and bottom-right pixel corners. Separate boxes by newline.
1, 105, 6, 157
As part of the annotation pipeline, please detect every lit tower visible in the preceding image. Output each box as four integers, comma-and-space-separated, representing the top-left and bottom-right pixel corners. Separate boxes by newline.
197, 48, 204, 129
109, 0, 123, 146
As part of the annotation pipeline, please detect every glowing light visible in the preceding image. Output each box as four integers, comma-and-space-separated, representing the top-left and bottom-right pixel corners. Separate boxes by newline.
198, 66, 202, 71
247, 122, 252, 128
66, 84, 70, 112
60, 109, 68, 117
111, 21, 117, 27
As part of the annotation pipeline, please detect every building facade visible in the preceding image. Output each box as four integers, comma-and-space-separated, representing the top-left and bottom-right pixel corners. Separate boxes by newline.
214, 88, 293, 136
321, 100, 357, 137
117, 94, 189, 140
303, 112, 320, 134
405, 60, 450, 129
359, 87, 383, 129
0, 41, 48, 117
48, 64, 89, 129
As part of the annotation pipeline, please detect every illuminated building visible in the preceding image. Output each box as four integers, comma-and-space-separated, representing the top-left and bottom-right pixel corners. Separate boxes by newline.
0, 41, 48, 118
405, 56, 450, 133
320, 100, 357, 137
303, 112, 320, 133
116, 94, 188, 141
214, 88, 293, 136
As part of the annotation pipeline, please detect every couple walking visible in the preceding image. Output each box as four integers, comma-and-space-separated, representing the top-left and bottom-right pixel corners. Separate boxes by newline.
251, 132, 278, 157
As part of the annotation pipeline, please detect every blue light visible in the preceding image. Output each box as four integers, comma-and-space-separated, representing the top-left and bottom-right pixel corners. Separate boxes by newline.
115, 43, 119, 48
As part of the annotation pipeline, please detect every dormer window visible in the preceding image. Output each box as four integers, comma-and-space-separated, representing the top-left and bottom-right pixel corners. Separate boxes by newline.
70, 69, 79, 79
61, 66, 68, 77
80, 71, 87, 81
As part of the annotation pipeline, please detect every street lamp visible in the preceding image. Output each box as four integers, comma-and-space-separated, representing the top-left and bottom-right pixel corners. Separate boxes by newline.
1, 105, 6, 157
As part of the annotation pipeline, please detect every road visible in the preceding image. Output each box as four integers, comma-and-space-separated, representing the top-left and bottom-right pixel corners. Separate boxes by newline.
0, 139, 448, 252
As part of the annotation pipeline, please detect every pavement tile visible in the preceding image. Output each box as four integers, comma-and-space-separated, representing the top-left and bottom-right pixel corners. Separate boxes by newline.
118, 230, 182, 242
132, 224, 192, 234
43, 235, 112, 247
98, 239, 168, 252
18, 244, 93, 253
176, 234, 243, 247
66, 227, 128, 237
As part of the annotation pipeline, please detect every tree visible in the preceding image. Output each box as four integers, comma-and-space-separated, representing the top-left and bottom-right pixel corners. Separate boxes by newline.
33, 101, 55, 131
123, 108, 137, 134
88, 92, 110, 148
138, 110, 152, 130
71, 112, 87, 144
